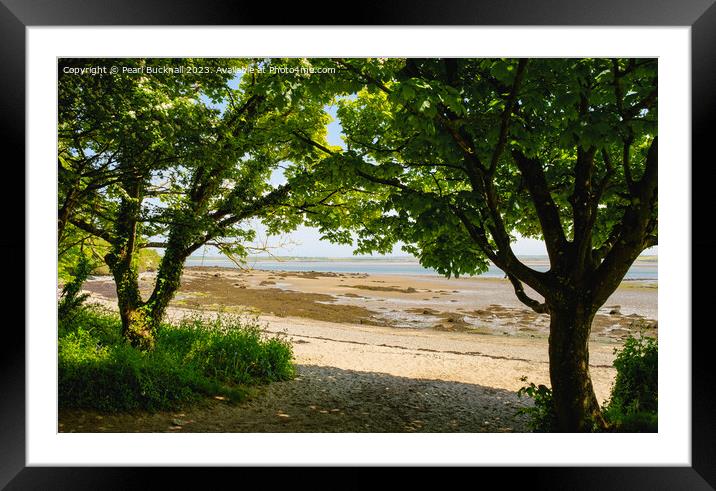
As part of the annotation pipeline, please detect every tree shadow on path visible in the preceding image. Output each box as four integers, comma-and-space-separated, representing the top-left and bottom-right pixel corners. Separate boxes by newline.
59, 364, 533, 433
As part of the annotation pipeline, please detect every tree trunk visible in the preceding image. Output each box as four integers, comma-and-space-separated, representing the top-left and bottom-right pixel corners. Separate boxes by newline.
105, 175, 157, 349
106, 249, 156, 350
145, 241, 193, 327
548, 301, 607, 432
107, 219, 196, 350
107, 245, 189, 351
121, 305, 155, 351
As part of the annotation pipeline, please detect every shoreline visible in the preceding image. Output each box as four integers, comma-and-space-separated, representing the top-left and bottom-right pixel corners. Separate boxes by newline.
182, 258, 658, 282
83, 265, 657, 340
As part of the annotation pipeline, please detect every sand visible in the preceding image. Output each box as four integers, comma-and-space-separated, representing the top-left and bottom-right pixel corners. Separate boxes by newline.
59, 266, 657, 433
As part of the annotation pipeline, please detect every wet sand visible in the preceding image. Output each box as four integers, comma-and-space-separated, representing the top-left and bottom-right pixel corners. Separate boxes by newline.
84, 266, 657, 339
61, 266, 657, 433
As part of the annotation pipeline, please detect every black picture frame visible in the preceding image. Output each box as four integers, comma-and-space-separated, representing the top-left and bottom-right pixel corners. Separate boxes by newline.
2, 0, 714, 488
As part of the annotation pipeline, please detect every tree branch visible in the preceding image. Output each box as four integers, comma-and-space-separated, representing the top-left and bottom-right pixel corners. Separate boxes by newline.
506, 274, 549, 314
592, 137, 657, 307
488, 59, 528, 175
449, 204, 552, 298
511, 150, 567, 263
58, 233, 95, 258
293, 131, 337, 156
189, 183, 294, 254
448, 205, 498, 263
141, 242, 168, 248
570, 146, 598, 271
333, 59, 392, 94
68, 218, 115, 245
636, 136, 658, 198
622, 137, 635, 195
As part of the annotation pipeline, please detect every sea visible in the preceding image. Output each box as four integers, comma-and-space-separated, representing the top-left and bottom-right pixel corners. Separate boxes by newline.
184, 255, 658, 281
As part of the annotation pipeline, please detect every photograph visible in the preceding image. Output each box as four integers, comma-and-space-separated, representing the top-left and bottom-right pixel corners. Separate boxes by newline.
5, 9, 712, 486
56, 56, 658, 434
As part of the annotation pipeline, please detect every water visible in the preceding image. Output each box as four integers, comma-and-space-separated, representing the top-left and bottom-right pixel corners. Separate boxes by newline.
184, 256, 658, 281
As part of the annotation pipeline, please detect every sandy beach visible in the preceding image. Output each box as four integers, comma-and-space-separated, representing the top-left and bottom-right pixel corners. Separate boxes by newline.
59, 266, 657, 433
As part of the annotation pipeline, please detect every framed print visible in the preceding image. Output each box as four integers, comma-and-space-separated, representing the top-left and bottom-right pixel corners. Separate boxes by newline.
3, 0, 715, 488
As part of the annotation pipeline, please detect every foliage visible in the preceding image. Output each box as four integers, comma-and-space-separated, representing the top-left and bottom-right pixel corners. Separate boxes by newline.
516, 378, 557, 432
603, 334, 658, 432
303, 59, 657, 280
158, 314, 296, 385
57, 255, 92, 321
58, 57, 340, 254
59, 232, 161, 281
608, 334, 658, 412
58, 307, 294, 412
58, 224, 110, 283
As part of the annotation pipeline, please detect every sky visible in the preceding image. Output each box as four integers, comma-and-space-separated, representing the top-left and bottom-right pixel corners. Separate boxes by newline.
193, 78, 657, 258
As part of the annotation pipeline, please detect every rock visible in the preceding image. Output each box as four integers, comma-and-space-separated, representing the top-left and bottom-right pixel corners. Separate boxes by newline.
609, 309, 621, 315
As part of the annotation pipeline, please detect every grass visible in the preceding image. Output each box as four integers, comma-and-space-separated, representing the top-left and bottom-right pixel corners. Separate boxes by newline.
58, 306, 295, 412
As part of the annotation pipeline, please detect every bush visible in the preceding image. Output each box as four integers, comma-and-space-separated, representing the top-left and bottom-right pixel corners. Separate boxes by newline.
158, 315, 296, 385
516, 379, 556, 432
608, 334, 658, 413
58, 307, 295, 412
59, 327, 204, 411
603, 334, 658, 432
58, 255, 92, 322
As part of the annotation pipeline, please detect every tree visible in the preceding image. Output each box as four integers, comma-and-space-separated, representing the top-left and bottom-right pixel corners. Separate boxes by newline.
298, 58, 657, 431
59, 58, 338, 349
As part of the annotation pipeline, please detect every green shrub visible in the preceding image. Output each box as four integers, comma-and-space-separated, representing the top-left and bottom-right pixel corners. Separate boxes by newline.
58, 307, 294, 412
58, 306, 124, 345
608, 334, 658, 413
58, 255, 92, 322
59, 328, 204, 411
516, 378, 556, 432
603, 334, 658, 432
158, 315, 296, 385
